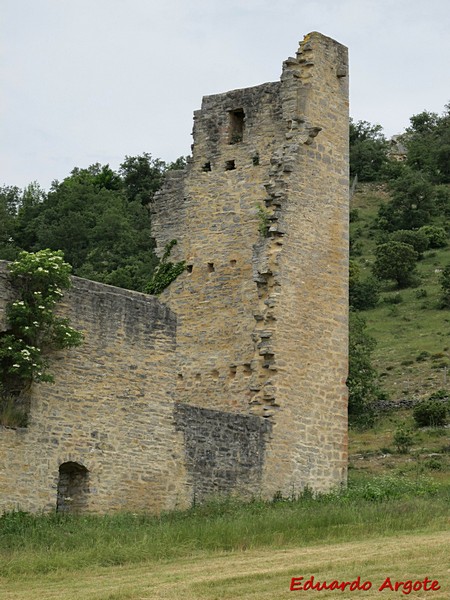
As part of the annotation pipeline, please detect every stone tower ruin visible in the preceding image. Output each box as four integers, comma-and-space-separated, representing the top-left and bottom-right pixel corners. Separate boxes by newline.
0, 32, 348, 514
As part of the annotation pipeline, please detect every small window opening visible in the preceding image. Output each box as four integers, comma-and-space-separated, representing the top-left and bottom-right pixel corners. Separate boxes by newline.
208, 262, 215, 273
243, 364, 252, 376
225, 160, 236, 171
187, 264, 193, 274
229, 366, 237, 379
202, 162, 211, 172
229, 109, 245, 144
252, 153, 260, 166
56, 462, 89, 514
178, 373, 184, 380
195, 373, 201, 380
230, 259, 237, 267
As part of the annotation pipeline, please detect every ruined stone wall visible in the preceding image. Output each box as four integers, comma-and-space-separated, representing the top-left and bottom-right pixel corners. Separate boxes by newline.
0, 32, 348, 512
0, 263, 188, 514
152, 31, 349, 497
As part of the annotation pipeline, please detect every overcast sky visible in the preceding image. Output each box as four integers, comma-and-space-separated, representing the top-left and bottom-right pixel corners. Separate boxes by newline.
1, 0, 449, 190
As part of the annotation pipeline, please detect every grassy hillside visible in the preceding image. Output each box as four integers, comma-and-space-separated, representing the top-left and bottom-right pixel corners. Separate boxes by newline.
350, 182, 450, 400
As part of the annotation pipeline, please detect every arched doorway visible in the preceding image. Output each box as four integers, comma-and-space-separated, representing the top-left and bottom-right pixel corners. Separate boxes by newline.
56, 462, 89, 513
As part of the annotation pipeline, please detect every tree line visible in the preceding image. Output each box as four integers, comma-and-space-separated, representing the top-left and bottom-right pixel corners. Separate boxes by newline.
0, 154, 186, 293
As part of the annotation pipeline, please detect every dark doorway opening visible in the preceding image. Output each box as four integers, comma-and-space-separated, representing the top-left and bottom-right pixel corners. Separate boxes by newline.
56, 461, 89, 514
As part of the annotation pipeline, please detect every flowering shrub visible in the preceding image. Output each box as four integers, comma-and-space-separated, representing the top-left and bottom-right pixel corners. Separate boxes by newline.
0, 250, 83, 393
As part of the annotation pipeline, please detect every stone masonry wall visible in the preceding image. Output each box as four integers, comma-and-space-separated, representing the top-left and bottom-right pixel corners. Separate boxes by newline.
0, 262, 189, 514
0, 32, 348, 512
152, 31, 349, 497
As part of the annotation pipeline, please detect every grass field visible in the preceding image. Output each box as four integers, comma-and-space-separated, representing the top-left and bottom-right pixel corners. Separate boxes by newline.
0, 472, 449, 599
0, 531, 448, 599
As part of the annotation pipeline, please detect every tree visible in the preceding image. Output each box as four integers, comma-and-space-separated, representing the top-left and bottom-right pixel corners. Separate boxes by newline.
13, 163, 159, 292
406, 105, 450, 183
377, 168, 435, 231
439, 264, 450, 308
347, 312, 383, 427
349, 261, 379, 310
0, 186, 21, 260
120, 153, 167, 205
373, 241, 418, 288
390, 229, 429, 257
349, 118, 389, 181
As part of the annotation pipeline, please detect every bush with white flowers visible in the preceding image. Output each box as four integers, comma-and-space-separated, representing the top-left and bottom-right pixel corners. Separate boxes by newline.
0, 250, 83, 391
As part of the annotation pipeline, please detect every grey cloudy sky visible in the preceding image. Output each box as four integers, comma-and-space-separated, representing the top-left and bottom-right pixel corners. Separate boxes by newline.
1, 0, 449, 190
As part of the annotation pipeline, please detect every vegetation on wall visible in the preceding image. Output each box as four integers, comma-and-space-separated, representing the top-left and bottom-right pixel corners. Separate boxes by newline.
145, 240, 185, 295
0, 250, 82, 426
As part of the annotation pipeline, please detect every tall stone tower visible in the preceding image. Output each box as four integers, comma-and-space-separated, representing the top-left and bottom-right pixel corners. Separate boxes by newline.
152, 31, 349, 498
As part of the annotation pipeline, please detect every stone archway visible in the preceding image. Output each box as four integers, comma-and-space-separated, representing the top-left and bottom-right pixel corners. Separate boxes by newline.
56, 461, 89, 513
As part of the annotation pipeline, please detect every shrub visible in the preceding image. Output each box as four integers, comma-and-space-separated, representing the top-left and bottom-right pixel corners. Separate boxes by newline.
145, 240, 185, 295
416, 351, 430, 362
0, 250, 83, 392
393, 424, 414, 454
418, 225, 447, 248
413, 399, 448, 427
349, 276, 380, 310
390, 229, 429, 256
439, 264, 450, 308
373, 241, 418, 288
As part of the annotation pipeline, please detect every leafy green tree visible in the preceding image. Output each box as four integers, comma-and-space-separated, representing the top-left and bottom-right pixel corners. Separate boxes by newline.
120, 153, 167, 205
390, 229, 429, 257
349, 261, 379, 310
347, 312, 383, 427
349, 119, 389, 181
373, 241, 418, 288
377, 169, 435, 231
14, 164, 159, 292
419, 225, 448, 249
439, 264, 450, 308
406, 105, 450, 183
0, 186, 21, 260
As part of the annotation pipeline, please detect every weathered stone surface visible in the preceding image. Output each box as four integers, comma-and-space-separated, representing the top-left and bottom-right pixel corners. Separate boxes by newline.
0, 31, 348, 513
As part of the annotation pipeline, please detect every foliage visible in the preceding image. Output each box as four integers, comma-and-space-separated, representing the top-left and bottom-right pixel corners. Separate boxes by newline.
0, 250, 83, 394
349, 119, 389, 181
0, 394, 28, 427
405, 105, 450, 184
6, 161, 162, 293
419, 225, 448, 249
0, 185, 22, 260
393, 424, 414, 454
377, 169, 436, 231
119, 153, 167, 205
145, 240, 185, 295
0, 475, 446, 579
413, 399, 448, 428
349, 261, 379, 310
373, 241, 418, 288
347, 312, 383, 427
390, 229, 429, 256
256, 203, 270, 237
439, 264, 450, 308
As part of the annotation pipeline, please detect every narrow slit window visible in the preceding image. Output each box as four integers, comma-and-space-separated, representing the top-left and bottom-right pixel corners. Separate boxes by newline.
208, 262, 215, 273
229, 109, 245, 144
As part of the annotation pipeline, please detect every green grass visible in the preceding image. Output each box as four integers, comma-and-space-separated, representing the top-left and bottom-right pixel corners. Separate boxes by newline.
0, 475, 448, 579
351, 182, 450, 398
